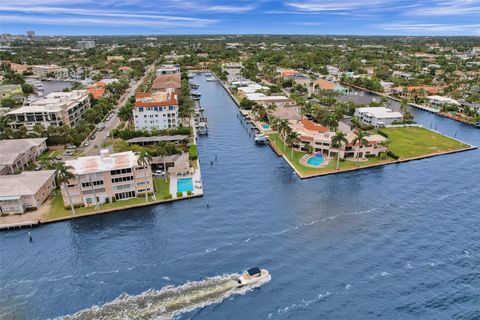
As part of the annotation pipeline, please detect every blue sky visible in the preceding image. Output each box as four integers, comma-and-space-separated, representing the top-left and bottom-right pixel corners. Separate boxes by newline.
1, 0, 480, 36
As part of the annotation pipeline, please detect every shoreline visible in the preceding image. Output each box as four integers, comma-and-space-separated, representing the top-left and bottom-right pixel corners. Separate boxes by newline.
214, 72, 477, 180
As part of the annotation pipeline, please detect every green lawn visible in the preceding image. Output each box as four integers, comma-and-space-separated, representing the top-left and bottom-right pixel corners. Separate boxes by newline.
45, 178, 171, 221
268, 133, 390, 176
381, 127, 470, 159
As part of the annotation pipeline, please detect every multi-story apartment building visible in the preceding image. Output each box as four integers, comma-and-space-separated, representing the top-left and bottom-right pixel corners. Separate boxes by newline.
133, 91, 178, 131
7, 90, 91, 130
156, 64, 180, 76
0, 138, 47, 174
77, 40, 95, 49
32, 64, 68, 79
61, 150, 153, 207
354, 107, 403, 127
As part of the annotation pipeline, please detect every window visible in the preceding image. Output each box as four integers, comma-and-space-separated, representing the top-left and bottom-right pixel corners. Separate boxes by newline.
81, 180, 104, 188
111, 176, 133, 183
110, 168, 132, 176
139, 107, 144, 112
115, 191, 136, 200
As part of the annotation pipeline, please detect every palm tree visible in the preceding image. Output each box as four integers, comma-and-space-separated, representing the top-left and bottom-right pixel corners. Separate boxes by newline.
352, 130, 368, 167
137, 150, 152, 203
157, 142, 169, 181
277, 119, 291, 152
54, 162, 77, 215
331, 131, 348, 170
286, 131, 300, 160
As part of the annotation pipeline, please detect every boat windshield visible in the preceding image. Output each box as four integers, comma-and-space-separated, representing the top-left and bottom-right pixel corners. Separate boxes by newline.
247, 267, 261, 276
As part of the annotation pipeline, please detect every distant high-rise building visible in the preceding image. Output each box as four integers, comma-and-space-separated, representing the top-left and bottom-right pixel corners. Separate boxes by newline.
26, 31, 35, 39
77, 40, 96, 50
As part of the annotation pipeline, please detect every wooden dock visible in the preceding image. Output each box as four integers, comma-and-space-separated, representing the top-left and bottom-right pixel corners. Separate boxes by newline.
0, 220, 40, 231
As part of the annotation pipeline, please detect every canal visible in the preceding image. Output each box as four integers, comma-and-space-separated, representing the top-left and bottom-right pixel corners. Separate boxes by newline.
0, 73, 479, 320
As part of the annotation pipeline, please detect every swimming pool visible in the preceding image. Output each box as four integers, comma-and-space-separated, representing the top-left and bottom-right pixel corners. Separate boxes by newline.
306, 155, 324, 166
177, 178, 193, 193
261, 123, 270, 129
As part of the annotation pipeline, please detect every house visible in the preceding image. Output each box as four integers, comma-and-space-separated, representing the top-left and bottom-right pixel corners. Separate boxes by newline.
156, 64, 180, 76
133, 91, 178, 131
314, 79, 348, 93
87, 81, 107, 99
8, 90, 91, 130
151, 74, 181, 94
118, 66, 132, 73
0, 60, 30, 73
279, 69, 298, 77
61, 150, 153, 207
271, 106, 302, 121
392, 85, 440, 98
107, 56, 124, 62
354, 107, 403, 127
77, 40, 95, 49
152, 152, 191, 176
244, 93, 294, 107
0, 138, 47, 175
427, 95, 460, 107
0, 170, 55, 214
0, 84, 23, 101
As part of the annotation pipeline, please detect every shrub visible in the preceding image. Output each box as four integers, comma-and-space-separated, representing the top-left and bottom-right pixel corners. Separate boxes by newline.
176, 191, 183, 198
164, 193, 172, 200
188, 144, 198, 160
377, 130, 389, 138
187, 190, 192, 196
387, 151, 399, 160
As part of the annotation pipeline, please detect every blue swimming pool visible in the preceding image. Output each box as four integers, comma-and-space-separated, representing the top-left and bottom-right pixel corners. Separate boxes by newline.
306, 155, 324, 166
177, 178, 193, 192
261, 123, 270, 129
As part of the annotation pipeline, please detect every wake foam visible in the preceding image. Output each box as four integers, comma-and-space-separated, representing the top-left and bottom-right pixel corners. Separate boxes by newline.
61, 272, 271, 320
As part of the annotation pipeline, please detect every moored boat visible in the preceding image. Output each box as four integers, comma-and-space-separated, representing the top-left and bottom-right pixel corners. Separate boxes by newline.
254, 133, 268, 144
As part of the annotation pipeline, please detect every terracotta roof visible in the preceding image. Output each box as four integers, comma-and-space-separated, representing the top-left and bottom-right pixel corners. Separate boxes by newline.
281, 70, 298, 76
300, 119, 328, 133
87, 87, 105, 99
406, 85, 439, 94
315, 79, 336, 90
134, 92, 177, 107
300, 135, 313, 141
151, 74, 181, 90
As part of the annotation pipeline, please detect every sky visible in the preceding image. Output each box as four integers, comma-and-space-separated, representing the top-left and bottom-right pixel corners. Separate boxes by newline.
1, 0, 480, 36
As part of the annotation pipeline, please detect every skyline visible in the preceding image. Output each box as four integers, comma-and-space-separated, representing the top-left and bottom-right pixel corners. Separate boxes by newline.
1, 0, 480, 36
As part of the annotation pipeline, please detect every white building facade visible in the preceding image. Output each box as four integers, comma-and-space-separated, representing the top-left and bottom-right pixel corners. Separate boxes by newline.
354, 107, 403, 127
133, 92, 179, 131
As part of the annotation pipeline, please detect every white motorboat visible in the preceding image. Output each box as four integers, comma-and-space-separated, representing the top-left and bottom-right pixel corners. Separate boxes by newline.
237, 267, 269, 287
190, 83, 199, 89
206, 76, 217, 82
191, 91, 201, 98
197, 122, 208, 135
254, 134, 268, 144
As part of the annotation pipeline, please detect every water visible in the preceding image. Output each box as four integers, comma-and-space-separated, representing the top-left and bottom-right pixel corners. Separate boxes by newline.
177, 178, 193, 193
1, 73, 479, 320
306, 155, 324, 166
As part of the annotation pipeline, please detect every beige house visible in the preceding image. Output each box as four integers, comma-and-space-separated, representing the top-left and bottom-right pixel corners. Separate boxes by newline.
0, 138, 47, 175
32, 64, 68, 79
61, 150, 153, 207
0, 170, 55, 214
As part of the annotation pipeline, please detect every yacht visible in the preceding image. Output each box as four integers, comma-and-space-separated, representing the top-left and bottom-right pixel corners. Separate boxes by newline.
197, 122, 208, 135
191, 91, 201, 98
254, 133, 268, 144
190, 83, 199, 89
237, 267, 269, 287
205, 76, 217, 82
188, 73, 194, 79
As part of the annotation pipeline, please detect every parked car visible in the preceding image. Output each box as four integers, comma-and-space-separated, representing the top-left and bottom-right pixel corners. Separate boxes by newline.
64, 150, 74, 156
55, 156, 62, 160
66, 144, 76, 150
90, 134, 96, 140
96, 122, 105, 131
153, 170, 166, 176
83, 141, 90, 147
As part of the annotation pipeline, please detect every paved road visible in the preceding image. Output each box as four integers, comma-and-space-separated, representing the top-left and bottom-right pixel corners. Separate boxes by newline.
82, 64, 155, 156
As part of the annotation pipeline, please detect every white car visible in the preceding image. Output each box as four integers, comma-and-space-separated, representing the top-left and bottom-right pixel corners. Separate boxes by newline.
153, 170, 166, 176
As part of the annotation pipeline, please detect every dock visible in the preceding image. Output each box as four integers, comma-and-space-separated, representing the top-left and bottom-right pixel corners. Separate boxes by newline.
0, 220, 40, 230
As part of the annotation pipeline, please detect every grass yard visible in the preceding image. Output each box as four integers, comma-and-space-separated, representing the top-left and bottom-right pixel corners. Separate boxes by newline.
381, 127, 470, 159
268, 133, 391, 176
45, 178, 171, 221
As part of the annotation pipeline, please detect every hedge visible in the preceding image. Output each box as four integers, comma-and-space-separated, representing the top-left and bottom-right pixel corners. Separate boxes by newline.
188, 144, 198, 160
387, 150, 399, 160
176, 191, 183, 197
377, 130, 389, 138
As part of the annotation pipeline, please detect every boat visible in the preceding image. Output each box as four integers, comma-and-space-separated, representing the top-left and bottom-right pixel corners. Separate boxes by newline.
191, 91, 201, 98
254, 133, 268, 144
237, 267, 269, 287
197, 122, 208, 135
206, 76, 217, 82
188, 73, 194, 79
190, 83, 199, 89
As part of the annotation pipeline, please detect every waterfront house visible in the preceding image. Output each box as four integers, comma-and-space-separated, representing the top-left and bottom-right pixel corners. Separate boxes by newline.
427, 95, 460, 107
133, 91, 179, 131
156, 64, 181, 76
7, 90, 91, 130
245, 93, 294, 107
32, 64, 68, 79
152, 152, 191, 176
62, 150, 153, 207
354, 107, 403, 127
0, 170, 55, 214
314, 79, 348, 94
0, 138, 47, 175
392, 85, 440, 99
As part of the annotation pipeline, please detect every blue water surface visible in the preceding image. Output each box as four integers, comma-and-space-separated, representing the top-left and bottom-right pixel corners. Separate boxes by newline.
0, 73, 479, 320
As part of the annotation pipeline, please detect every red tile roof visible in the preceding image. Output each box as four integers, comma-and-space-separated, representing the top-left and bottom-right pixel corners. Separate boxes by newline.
315, 79, 336, 90
301, 119, 328, 133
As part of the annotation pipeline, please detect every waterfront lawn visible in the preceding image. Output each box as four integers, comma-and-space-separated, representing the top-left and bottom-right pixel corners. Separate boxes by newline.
381, 127, 470, 159
268, 133, 391, 176
45, 178, 171, 221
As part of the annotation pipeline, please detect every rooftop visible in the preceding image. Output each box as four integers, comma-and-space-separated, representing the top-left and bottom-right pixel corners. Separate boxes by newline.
356, 107, 403, 119
0, 138, 47, 166
65, 150, 141, 175
0, 170, 55, 197
134, 91, 178, 108
8, 90, 89, 115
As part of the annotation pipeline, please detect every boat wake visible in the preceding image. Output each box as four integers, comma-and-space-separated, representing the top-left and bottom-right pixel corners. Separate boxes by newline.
61, 272, 271, 320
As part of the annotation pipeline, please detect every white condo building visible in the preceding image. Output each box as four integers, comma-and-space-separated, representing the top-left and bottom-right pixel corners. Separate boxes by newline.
156, 64, 180, 76
8, 90, 91, 130
133, 91, 179, 131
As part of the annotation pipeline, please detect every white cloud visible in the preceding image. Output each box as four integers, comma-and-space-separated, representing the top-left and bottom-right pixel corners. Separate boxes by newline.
376, 22, 480, 33
284, 0, 396, 12
412, 0, 480, 16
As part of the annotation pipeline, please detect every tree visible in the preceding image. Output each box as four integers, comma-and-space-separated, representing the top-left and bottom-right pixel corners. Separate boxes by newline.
331, 131, 348, 170
286, 131, 300, 160
137, 150, 152, 203
156, 142, 169, 181
352, 130, 368, 167
54, 162, 77, 215
277, 119, 291, 152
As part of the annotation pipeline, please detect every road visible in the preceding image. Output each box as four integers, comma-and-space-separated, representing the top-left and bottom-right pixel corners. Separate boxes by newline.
82, 64, 155, 156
